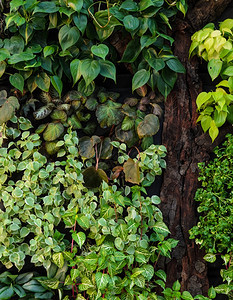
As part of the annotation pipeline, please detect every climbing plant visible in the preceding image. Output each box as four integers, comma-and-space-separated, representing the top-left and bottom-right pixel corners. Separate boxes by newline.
190, 19, 233, 141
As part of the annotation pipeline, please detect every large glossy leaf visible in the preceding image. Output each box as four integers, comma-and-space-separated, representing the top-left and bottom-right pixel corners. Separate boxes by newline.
99, 60, 116, 82
52, 253, 64, 269
123, 158, 140, 184
123, 15, 139, 32
0, 96, 19, 125
73, 13, 87, 35
0, 286, 14, 299
80, 59, 100, 87
67, 0, 83, 11
70, 59, 81, 85
34, 2, 59, 13
0, 49, 10, 62
4, 36, 24, 54
137, 114, 160, 138
144, 48, 165, 71
35, 72, 50, 92
132, 69, 150, 92
8, 52, 35, 64
83, 166, 108, 188
207, 59, 222, 81
51, 75, 63, 97
43, 122, 64, 141
95, 272, 110, 290
9, 73, 24, 93
120, 38, 141, 63
166, 58, 185, 73
91, 44, 109, 60
96, 100, 123, 128
59, 25, 80, 51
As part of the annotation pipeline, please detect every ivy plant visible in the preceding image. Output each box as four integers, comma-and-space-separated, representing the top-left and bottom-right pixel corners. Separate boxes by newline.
190, 134, 233, 297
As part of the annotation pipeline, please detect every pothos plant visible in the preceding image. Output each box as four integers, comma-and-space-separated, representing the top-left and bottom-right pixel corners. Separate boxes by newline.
190, 19, 233, 141
0, 0, 186, 117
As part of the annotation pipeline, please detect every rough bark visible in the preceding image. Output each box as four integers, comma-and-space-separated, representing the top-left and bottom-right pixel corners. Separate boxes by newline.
160, 0, 233, 295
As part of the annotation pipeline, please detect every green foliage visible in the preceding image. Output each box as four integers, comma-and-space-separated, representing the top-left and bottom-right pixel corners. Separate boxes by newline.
0, 0, 185, 99
0, 271, 53, 299
0, 117, 85, 270
190, 20, 233, 141
190, 134, 233, 296
0, 90, 19, 125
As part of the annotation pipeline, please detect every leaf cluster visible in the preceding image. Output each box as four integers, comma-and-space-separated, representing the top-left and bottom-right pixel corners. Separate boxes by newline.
0, 0, 185, 99
190, 134, 233, 296
190, 20, 233, 141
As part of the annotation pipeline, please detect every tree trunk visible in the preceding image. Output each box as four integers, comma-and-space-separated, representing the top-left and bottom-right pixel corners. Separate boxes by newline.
160, 0, 233, 295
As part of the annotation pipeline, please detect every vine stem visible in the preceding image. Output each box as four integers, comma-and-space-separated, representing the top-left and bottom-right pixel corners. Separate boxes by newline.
154, 250, 161, 269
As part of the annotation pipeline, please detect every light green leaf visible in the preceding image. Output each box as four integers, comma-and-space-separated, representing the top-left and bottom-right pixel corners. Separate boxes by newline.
91, 44, 109, 60
43, 123, 64, 141
0, 48, 10, 62
123, 15, 139, 32
208, 59, 222, 81
52, 253, 64, 269
95, 272, 110, 290
72, 232, 86, 249
196, 92, 211, 110
203, 253, 216, 263
67, 0, 83, 11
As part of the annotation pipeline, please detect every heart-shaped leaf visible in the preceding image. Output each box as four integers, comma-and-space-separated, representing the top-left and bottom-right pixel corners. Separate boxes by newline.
91, 44, 109, 60
96, 100, 123, 128
10, 73, 24, 93
43, 122, 64, 141
35, 72, 50, 92
72, 232, 86, 249
59, 25, 80, 51
80, 59, 100, 87
137, 114, 160, 138
83, 166, 108, 188
70, 59, 81, 85
132, 69, 150, 92
0, 96, 19, 125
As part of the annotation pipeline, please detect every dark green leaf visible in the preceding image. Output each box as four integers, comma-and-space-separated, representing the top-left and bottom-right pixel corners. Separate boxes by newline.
73, 13, 87, 35
83, 166, 108, 188
67, 0, 83, 11
59, 25, 80, 51
51, 75, 63, 97
80, 59, 100, 86
120, 38, 141, 63
166, 58, 185, 73
9, 73, 24, 92
99, 60, 116, 82
132, 69, 150, 92
33, 2, 59, 13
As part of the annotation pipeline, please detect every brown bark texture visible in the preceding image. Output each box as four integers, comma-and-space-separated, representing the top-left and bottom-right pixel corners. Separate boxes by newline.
160, 0, 233, 295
